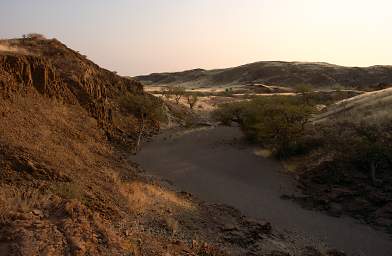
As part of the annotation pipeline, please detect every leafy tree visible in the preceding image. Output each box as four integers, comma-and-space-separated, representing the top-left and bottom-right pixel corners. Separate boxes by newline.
212, 101, 246, 125
161, 87, 171, 100
295, 84, 313, 105
186, 93, 199, 109
168, 86, 186, 104
119, 94, 164, 150
241, 97, 314, 157
25, 33, 46, 40
213, 96, 314, 157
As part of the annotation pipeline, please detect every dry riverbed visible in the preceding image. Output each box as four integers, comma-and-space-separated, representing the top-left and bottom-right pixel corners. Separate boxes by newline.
131, 126, 392, 256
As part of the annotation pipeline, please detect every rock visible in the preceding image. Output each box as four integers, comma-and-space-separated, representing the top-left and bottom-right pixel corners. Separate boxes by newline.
223, 230, 248, 248
326, 249, 347, 256
221, 224, 238, 232
368, 191, 388, 206
268, 251, 290, 256
32, 209, 44, 218
242, 219, 272, 234
280, 194, 292, 200
375, 217, 392, 227
301, 246, 322, 256
345, 198, 371, 214
191, 239, 198, 248
328, 203, 343, 217
329, 188, 354, 201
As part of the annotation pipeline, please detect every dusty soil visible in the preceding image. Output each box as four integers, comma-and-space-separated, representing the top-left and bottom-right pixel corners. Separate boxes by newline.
131, 126, 392, 256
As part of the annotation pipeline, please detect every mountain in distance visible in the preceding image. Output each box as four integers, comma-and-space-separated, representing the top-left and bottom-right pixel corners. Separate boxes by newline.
136, 61, 392, 90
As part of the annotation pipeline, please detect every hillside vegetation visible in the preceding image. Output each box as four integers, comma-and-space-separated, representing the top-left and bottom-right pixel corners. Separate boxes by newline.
313, 87, 392, 123
212, 88, 392, 232
136, 61, 392, 90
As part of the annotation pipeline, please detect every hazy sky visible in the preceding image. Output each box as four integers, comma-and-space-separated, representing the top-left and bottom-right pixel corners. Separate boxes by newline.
1, 0, 391, 76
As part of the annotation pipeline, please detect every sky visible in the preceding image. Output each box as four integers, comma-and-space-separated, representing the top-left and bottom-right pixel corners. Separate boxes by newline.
0, 0, 391, 76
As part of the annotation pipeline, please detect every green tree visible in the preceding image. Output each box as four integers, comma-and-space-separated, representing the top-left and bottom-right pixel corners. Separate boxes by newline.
161, 87, 171, 100
213, 96, 314, 157
168, 86, 186, 104
212, 101, 246, 125
295, 84, 313, 105
186, 93, 199, 109
119, 94, 164, 150
242, 97, 314, 157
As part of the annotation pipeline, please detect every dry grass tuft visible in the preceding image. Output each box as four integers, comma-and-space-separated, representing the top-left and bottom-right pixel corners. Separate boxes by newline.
121, 181, 195, 213
253, 148, 273, 158
0, 185, 52, 223
50, 182, 83, 200
0, 42, 29, 54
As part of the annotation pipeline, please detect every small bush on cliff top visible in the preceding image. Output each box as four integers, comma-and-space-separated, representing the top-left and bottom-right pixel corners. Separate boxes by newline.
23, 33, 46, 40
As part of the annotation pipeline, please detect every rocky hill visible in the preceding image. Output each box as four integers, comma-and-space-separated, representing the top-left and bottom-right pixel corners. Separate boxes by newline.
0, 37, 164, 146
0, 37, 341, 255
136, 61, 392, 90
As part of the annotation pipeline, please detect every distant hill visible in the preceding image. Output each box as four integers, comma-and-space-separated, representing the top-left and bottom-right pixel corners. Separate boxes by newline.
136, 61, 392, 90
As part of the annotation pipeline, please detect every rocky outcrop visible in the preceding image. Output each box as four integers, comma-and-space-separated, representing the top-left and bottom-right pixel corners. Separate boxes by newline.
0, 38, 149, 141
296, 159, 392, 233
0, 54, 75, 101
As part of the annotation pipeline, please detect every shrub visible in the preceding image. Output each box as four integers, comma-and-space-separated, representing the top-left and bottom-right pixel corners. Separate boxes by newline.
186, 93, 199, 109
295, 84, 313, 105
223, 87, 234, 97
241, 97, 314, 157
0, 185, 52, 224
119, 94, 165, 149
213, 96, 315, 157
161, 87, 171, 100
322, 120, 392, 184
51, 182, 82, 200
167, 86, 186, 104
211, 101, 246, 125
24, 33, 46, 40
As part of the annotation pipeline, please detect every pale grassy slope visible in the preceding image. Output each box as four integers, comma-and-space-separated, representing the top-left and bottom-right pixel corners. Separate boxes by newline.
313, 87, 392, 123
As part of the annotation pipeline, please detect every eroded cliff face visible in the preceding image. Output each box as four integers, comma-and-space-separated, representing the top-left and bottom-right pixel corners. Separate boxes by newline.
0, 54, 73, 100
0, 38, 151, 141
